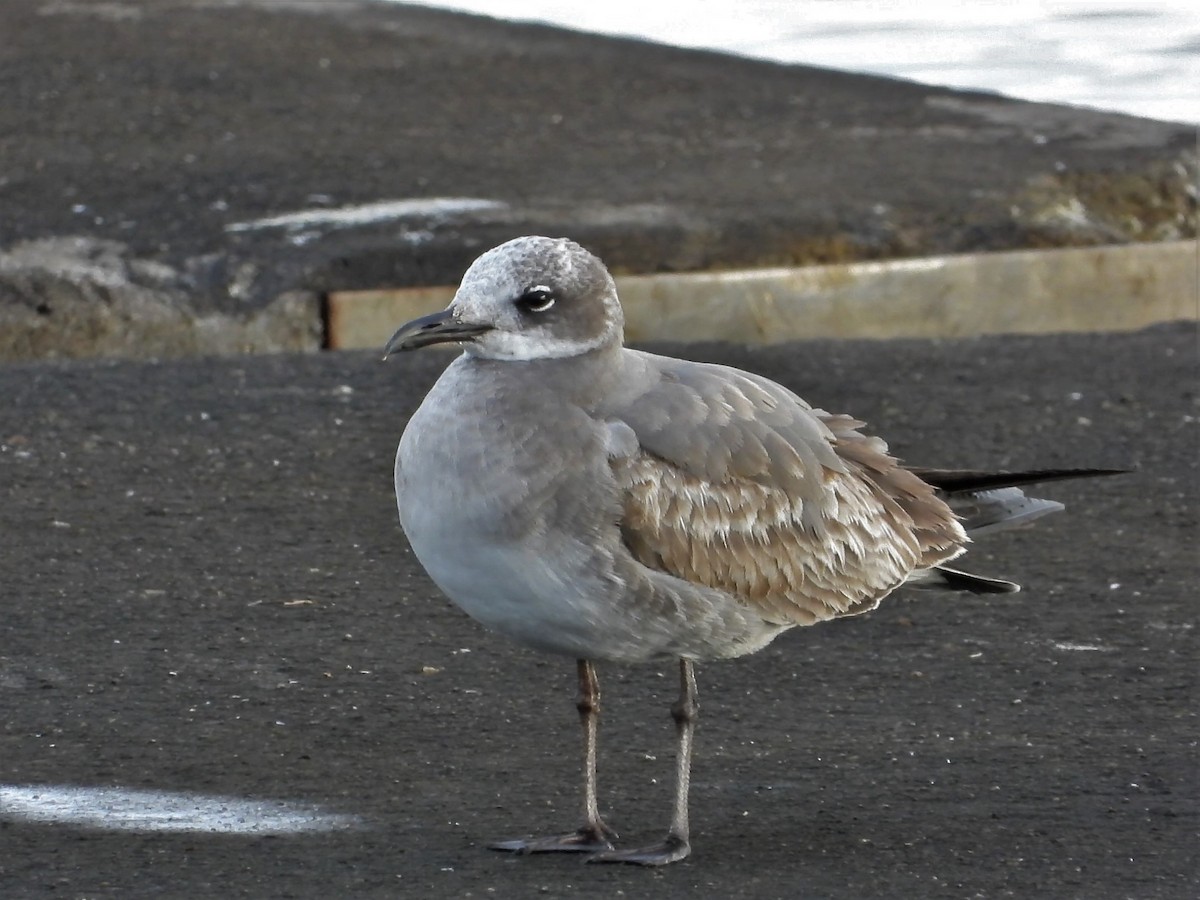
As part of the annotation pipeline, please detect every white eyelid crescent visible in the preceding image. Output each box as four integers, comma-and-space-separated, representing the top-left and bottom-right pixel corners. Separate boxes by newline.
526, 285, 555, 312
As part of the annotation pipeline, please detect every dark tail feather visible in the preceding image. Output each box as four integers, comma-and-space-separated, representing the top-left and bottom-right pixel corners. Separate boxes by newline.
908, 566, 1021, 594
905, 467, 1126, 595
908, 467, 1128, 537
908, 467, 1129, 494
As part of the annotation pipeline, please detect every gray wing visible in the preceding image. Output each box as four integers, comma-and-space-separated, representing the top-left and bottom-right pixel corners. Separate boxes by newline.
604, 352, 967, 625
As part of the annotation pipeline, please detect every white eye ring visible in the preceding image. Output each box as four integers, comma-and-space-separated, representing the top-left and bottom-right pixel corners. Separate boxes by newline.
518, 286, 556, 313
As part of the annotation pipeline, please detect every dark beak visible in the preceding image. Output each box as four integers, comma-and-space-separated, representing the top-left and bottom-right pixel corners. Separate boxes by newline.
382, 309, 492, 358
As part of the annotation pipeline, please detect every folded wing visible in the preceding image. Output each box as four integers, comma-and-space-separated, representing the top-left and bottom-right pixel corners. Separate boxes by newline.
607, 354, 968, 626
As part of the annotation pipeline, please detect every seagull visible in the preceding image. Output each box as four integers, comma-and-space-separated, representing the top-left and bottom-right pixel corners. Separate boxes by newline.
383, 235, 1120, 866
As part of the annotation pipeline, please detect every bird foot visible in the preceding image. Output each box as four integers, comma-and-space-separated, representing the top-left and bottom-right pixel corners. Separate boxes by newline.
588, 833, 691, 866
490, 821, 618, 855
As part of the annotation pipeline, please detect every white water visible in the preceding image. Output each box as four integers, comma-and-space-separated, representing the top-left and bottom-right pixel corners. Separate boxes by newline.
397, 0, 1200, 123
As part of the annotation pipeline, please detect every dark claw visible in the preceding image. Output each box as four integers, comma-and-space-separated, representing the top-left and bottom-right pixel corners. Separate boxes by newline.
490, 823, 618, 855
588, 833, 691, 866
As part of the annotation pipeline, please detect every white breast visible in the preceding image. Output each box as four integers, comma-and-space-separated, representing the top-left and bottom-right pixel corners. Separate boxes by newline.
395, 360, 634, 657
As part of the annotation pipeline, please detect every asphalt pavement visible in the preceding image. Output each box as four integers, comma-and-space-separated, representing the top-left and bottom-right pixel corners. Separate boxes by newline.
1, 324, 1195, 898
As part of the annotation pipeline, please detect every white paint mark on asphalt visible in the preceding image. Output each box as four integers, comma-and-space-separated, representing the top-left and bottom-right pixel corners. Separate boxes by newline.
225, 197, 506, 232
0, 784, 362, 834
1052, 641, 1115, 652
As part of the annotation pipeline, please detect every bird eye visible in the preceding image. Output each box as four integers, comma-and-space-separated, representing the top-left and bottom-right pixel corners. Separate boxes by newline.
516, 286, 555, 313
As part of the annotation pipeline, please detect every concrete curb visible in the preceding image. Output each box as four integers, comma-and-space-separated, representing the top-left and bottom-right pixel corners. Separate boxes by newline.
328, 240, 1198, 349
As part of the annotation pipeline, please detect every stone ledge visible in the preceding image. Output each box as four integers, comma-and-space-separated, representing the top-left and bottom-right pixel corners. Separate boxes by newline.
328, 240, 1198, 350
2, 0, 1196, 359
0, 237, 321, 361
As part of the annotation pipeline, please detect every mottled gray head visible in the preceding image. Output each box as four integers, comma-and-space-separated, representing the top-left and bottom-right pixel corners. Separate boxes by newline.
383, 236, 624, 361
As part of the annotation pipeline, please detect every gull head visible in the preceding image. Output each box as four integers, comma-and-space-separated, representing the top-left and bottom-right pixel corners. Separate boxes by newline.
383, 236, 624, 361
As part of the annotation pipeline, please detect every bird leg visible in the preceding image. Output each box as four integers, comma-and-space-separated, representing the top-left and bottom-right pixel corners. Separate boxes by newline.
590, 658, 697, 866
490, 659, 618, 854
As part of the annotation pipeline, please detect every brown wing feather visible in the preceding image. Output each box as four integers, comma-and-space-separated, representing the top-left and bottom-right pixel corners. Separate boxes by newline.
608, 354, 967, 626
